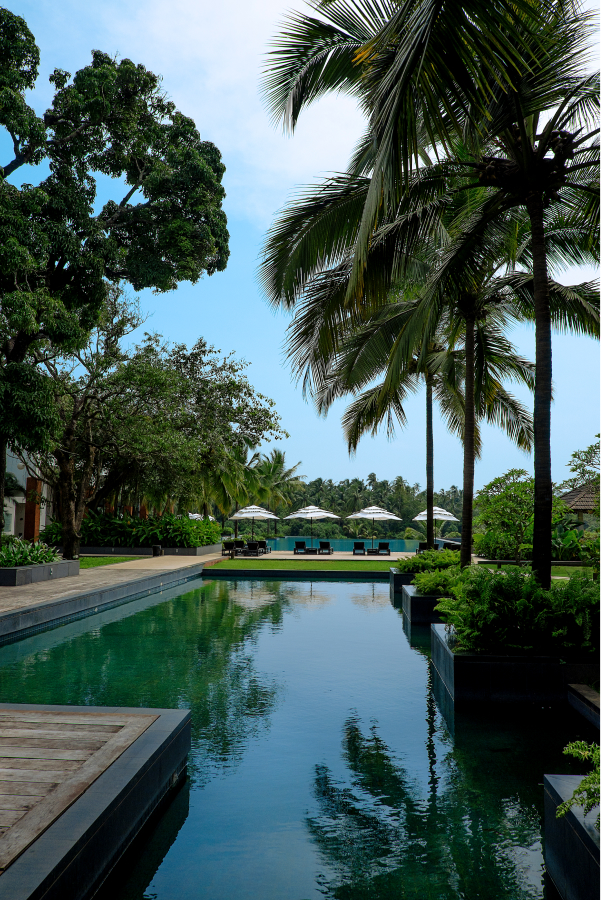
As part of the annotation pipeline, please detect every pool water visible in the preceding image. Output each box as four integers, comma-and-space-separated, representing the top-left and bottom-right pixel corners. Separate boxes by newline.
0, 577, 593, 899
265, 536, 423, 553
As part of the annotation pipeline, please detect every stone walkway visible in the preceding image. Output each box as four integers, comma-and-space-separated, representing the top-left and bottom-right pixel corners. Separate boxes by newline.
0, 556, 216, 617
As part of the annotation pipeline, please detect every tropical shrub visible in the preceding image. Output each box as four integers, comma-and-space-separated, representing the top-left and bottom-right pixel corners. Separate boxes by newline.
435, 568, 599, 657
0, 538, 59, 568
557, 741, 600, 829
396, 549, 460, 574
40, 512, 221, 549
413, 566, 463, 595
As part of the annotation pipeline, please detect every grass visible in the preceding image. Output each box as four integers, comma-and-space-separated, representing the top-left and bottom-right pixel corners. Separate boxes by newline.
208, 557, 395, 571
79, 556, 138, 569
478, 563, 590, 578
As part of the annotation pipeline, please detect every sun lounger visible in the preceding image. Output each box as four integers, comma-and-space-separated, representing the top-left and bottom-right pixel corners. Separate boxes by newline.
417, 541, 439, 554
377, 542, 390, 555
353, 542, 365, 555
246, 541, 260, 556
294, 541, 306, 555
234, 540, 246, 555
256, 540, 270, 554
318, 541, 333, 555
222, 541, 235, 555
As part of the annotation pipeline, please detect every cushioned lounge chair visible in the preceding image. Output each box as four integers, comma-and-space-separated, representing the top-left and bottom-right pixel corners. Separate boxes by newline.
318, 541, 333, 555
222, 541, 235, 555
377, 542, 390, 555
234, 540, 245, 554
417, 541, 439, 554
353, 542, 365, 555
246, 541, 260, 556
256, 540, 270, 554
294, 541, 306, 554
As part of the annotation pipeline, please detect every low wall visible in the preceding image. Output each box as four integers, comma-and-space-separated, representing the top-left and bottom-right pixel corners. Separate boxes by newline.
389, 569, 416, 592
78, 543, 222, 557
0, 560, 79, 587
401, 584, 445, 624
544, 774, 599, 900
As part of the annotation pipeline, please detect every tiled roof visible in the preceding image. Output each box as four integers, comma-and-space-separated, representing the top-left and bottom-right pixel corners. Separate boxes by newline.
559, 481, 598, 511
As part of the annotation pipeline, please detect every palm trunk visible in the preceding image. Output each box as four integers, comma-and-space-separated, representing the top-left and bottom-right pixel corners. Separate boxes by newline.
0, 438, 6, 548
526, 195, 553, 589
460, 315, 476, 568
425, 376, 434, 549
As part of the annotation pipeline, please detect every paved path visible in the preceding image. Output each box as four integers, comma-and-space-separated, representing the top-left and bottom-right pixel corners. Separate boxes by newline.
0, 556, 216, 617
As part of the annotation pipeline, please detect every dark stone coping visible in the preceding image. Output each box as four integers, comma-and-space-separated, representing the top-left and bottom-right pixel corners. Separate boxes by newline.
389, 568, 416, 592
401, 584, 445, 624
204, 568, 389, 581
0, 563, 205, 646
0, 703, 191, 900
544, 774, 600, 900
0, 560, 79, 587
77, 543, 222, 557
568, 683, 600, 729
430, 623, 599, 705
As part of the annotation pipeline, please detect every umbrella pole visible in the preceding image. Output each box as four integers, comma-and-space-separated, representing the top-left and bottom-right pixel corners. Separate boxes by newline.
372, 518, 375, 549
311, 519, 313, 549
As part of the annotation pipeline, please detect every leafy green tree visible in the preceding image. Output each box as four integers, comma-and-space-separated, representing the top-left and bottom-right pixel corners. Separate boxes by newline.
24, 294, 282, 557
0, 8, 229, 545
558, 436, 600, 494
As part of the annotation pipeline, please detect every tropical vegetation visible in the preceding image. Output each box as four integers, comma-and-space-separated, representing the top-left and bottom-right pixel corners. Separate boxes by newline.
0, 538, 59, 568
395, 549, 460, 574
40, 512, 221, 550
557, 741, 600, 828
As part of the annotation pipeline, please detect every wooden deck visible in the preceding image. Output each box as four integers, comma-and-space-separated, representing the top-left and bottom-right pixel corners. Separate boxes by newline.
0, 709, 157, 872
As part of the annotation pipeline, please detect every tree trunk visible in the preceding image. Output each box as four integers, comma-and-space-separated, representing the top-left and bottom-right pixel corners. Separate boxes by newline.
460, 315, 476, 568
526, 194, 553, 589
425, 377, 435, 549
0, 438, 6, 548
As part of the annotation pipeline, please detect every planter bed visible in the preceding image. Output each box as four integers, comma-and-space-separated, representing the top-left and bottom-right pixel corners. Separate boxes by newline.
430, 623, 598, 705
401, 584, 446, 624
78, 543, 222, 557
544, 774, 599, 900
567, 683, 600, 729
0, 559, 79, 587
389, 568, 417, 592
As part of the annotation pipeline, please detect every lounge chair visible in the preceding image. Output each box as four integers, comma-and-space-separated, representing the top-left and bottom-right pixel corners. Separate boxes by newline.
377, 542, 390, 555
416, 541, 438, 554
222, 541, 235, 556
318, 541, 333, 555
294, 541, 306, 554
234, 540, 246, 554
256, 540, 270, 554
246, 541, 260, 557
353, 542, 365, 555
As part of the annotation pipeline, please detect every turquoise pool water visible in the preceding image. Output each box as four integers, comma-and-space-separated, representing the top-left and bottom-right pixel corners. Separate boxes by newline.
0, 577, 592, 899
264, 536, 422, 552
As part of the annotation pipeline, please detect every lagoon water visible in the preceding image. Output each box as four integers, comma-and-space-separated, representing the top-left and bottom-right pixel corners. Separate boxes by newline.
0, 577, 592, 899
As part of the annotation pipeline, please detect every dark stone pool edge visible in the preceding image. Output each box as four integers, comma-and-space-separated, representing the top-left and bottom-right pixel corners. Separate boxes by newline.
0, 564, 205, 646
0, 703, 191, 900
205, 567, 389, 581
544, 773, 600, 900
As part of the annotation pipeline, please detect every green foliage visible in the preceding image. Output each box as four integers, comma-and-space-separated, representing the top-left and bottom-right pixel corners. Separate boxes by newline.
41, 512, 221, 549
0, 538, 59, 567
413, 565, 463, 594
435, 569, 600, 657
558, 437, 600, 495
396, 549, 460, 573
557, 742, 600, 829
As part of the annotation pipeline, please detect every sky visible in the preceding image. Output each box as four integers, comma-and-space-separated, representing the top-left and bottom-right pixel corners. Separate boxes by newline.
4, 0, 600, 491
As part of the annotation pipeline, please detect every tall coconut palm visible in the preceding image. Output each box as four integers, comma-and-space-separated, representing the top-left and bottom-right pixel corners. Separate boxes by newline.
262, 0, 599, 585
252, 449, 305, 534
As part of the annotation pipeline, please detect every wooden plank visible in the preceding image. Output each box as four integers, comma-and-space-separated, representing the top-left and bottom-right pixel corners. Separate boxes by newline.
0, 811, 25, 827
0, 722, 120, 735
0, 796, 41, 811
0, 758, 81, 771
0, 769, 65, 783
0, 783, 52, 798
0, 712, 149, 726
0, 738, 104, 752
0, 748, 92, 761
0, 727, 115, 741
0, 714, 158, 870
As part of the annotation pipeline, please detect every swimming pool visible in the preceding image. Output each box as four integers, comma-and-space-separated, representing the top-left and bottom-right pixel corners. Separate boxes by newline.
0, 576, 591, 898
264, 536, 422, 552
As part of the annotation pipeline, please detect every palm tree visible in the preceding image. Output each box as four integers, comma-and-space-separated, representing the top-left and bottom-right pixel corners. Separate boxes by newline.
252, 449, 305, 534
261, 0, 599, 586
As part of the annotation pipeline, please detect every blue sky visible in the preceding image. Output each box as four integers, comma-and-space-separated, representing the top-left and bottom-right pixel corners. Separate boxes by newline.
5, 0, 599, 491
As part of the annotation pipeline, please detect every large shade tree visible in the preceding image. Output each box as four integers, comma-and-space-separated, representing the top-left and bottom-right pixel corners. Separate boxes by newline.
0, 8, 229, 541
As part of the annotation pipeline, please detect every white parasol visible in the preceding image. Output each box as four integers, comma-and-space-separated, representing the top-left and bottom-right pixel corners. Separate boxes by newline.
413, 506, 459, 539
284, 505, 340, 548
229, 505, 279, 539
346, 505, 401, 548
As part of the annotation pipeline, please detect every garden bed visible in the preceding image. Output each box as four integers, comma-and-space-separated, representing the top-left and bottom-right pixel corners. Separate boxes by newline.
401, 584, 446, 624
0, 560, 80, 587
430, 624, 598, 705
544, 774, 599, 900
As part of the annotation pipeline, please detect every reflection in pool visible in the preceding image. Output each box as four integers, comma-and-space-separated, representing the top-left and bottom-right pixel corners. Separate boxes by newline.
0, 577, 593, 899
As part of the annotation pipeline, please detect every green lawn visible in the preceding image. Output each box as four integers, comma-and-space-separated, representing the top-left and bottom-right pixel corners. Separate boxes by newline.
477, 563, 591, 578
209, 557, 395, 571
79, 556, 138, 569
